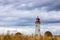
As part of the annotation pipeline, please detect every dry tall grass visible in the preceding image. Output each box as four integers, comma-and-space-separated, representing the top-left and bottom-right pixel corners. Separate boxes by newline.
0, 32, 60, 40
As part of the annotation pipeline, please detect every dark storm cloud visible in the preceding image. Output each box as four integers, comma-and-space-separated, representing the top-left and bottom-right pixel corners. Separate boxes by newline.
0, 0, 60, 26
41, 20, 60, 24
14, 0, 60, 11
0, 0, 60, 11
0, 16, 35, 26
15, 17, 35, 26
43, 0, 60, 11
24, 0, 60, 11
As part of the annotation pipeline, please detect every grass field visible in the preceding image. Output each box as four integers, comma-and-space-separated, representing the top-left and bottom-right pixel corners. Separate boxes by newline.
0, 32, 60, 40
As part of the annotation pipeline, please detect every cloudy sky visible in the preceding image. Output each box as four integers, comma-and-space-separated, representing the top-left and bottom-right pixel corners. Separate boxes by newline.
0, 0, 60, 35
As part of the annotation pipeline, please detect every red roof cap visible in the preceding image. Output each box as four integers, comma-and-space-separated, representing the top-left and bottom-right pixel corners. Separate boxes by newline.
35, 16, 40, 24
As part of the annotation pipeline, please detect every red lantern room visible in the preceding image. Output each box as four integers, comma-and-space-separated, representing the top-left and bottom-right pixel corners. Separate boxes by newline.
35, 16, 40, 24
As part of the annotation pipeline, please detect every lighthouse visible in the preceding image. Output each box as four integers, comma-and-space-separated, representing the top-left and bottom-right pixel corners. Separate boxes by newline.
35, 16, 41, 40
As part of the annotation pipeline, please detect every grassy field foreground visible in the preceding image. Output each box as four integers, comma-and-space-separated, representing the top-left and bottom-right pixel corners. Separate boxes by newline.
0, 32, 60, 40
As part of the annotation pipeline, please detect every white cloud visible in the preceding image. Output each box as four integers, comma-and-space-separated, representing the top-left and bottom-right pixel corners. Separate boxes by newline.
0, 5, 60, 26
0, 0, 60, 21
0, 23, 60, 35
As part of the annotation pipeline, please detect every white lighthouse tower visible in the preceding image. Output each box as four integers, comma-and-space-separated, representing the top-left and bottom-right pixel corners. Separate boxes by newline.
35, 16, 41, 40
